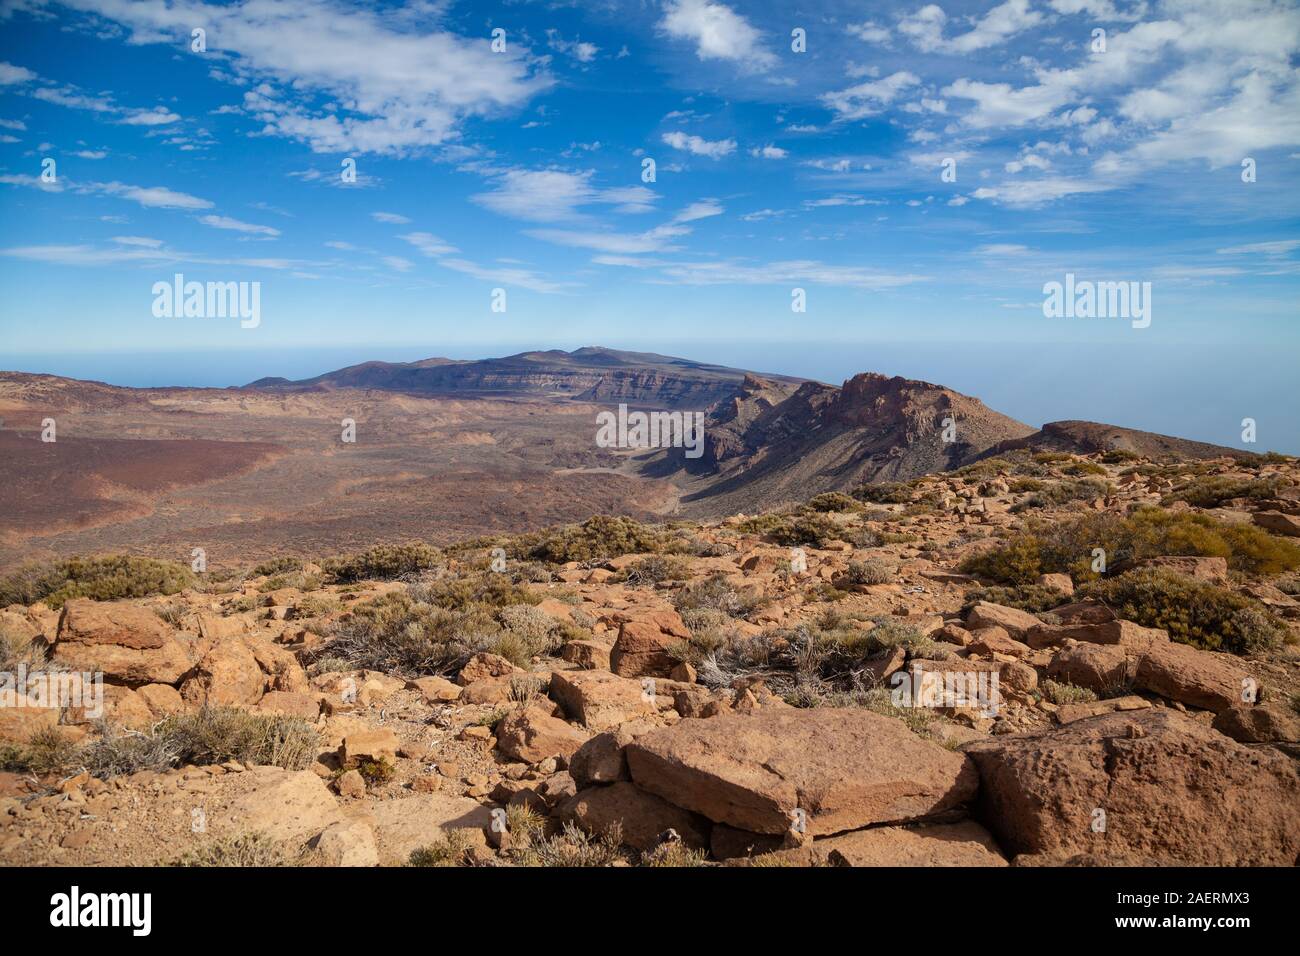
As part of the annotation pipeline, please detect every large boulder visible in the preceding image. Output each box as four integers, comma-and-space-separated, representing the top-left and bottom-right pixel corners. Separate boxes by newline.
1028, 619, 1168, 652
1212, 701, 1300, 743
549, 670, 655, 731
626, 708, 978, 836
180, 635, 307, 708
555, 782, 710, 851
52, 599, 191, 685
495, 705, 590, 764
964, 602, 1041, 640
795, 821, 1007, 867
1254, 511, 1300, 537
609, 609, 691, 678
1134, 641, 1250, 713
224, 767, 344, 844
963, 709, 1300, 865
367, 793, 494, 865
1046, 642, 1138, 694
569, 723, 654, 786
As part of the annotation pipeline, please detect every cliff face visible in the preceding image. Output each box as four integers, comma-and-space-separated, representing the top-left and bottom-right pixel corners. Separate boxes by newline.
246, 348, 805, 411
662, 372, 1037, 515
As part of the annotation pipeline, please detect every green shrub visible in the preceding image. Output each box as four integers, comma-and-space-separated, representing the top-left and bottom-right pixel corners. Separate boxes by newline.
674, 573, 767, 619
1162, 475, 1293, 508
964, 583, 1070, 614
409, 829, 476, 867
1081, 568, 1286, 654
844, 558, 893, 586
807, 492, 860, 513
769, 512, 840, 547
514, 515, 668, 564
1040, 680, 1098, 705
323, 543, 441, 583
317, 590, 502, 676
252, 556, 302, 577
963, 507, 1300, 585
0, 555, 194, 609
619, 555, 692, 584
850, 481, 916, 504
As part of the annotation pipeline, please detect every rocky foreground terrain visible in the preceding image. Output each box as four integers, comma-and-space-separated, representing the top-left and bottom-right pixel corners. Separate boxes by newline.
2, 446, 1299, 867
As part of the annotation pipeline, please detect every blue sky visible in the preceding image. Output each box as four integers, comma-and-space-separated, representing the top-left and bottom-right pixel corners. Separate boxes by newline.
0, 0, 1298, 446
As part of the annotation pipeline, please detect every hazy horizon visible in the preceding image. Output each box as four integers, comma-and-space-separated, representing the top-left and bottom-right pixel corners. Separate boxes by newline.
5, 338, 1296, 454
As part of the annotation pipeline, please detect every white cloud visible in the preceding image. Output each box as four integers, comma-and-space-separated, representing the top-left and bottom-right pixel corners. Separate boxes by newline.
822, 71, 919, 121
659, 0, 777, 70
95, 181, 213, 209
661, 130, 737, 159
749, 144, 787, 159
1217, 239, 1300, 256
371, 211, 411, 224
199, 214, 280, 236
900, 0, 1043, 54
0, 61, 36, 85
399, 232, 458, 257
597, 254, 926, 290
973, 243, 1031, 256
547, 30, 599, 63
846, 22, 891, 44
381, 255, 413, 272
54, 0, 552, 154
971, 177, 1115, 205
471, 168, 658, 222
73, 149, 107, 159
119, 106, 180, 126
437, 257, 575, 293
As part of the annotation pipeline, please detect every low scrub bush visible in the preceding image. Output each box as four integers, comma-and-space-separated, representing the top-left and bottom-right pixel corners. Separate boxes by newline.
512, 515, 669, 564
806, 491, 860, 513
843, 558, 893, 586
1081, 568, 1287, 654
962, 507, 1300, 585
174, 831, 294, 867
673, 573, 767, 619
323, 543, 441, 583
0, 555, 194, 609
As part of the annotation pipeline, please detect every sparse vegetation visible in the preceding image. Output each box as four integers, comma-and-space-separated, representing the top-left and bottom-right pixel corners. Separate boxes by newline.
174, 831, 295, 867
1162, 474, 1293, 508
17, 707, 322, 780
1040, 680, 1098, 706
673, 573, 767, 619
0, 555, 194, 609
512, 515, 669, 564
323, 543, 441, 583
963, 506, 1300, 584
1081, 568, 1287, 654
843, 557, 893, 586
408, 829, 477, 867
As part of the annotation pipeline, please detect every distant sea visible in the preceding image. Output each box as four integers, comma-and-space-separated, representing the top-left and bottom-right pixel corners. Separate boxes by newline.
5, 340, 1297, 454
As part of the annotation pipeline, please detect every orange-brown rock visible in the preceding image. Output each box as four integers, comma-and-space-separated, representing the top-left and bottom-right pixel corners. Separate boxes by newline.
495, 704, 589, 764
555, 782, 710, 851
52, 599, 191, 685
609, 608, 691, 678
549, 670, 654, 731
964, 709, 1300, 865
626, 708, 977, 836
